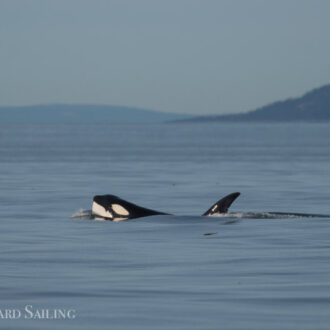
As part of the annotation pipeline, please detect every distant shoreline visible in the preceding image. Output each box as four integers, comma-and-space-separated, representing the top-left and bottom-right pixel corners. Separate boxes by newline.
1, 84, 330, 124
178, 84, 330, 123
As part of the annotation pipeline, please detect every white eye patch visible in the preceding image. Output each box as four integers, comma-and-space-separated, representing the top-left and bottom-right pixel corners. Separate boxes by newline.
112, 204, 129, 216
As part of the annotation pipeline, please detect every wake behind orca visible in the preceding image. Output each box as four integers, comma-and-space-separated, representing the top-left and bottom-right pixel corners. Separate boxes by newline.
72, 192, 329, 221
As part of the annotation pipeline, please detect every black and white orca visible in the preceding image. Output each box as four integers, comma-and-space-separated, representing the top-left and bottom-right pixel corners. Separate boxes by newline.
92, 192, 241, 221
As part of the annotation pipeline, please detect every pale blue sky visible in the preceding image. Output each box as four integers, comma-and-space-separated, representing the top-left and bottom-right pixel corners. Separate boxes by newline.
1, 0, 330, 114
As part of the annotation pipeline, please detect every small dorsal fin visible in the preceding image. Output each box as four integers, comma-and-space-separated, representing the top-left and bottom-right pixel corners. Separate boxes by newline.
203, 192, 240, 216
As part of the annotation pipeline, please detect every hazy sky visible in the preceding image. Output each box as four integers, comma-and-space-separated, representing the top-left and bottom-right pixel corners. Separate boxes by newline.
1, 0, 330, 114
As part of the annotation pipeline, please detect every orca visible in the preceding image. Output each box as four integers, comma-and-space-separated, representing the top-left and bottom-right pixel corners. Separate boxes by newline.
92, 192, 241, 221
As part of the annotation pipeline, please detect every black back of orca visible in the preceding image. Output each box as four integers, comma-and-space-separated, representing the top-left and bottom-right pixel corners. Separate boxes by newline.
92, 195, 168, 220
92, 192, 240, 221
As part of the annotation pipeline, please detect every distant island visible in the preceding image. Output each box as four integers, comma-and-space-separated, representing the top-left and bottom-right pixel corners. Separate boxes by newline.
1, 84, 330, 124
182, 84, 330, 123
0, 104, 190, 124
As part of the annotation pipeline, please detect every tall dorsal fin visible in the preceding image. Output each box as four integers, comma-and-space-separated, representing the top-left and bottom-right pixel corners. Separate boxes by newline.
203, 192, 240, 216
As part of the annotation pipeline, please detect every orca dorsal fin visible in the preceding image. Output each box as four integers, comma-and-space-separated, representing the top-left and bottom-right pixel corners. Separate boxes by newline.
203, 192, 240, 216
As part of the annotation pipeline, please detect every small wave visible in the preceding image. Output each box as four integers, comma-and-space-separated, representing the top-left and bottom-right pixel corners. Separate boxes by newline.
210, 212, 330, 219
71, 209, 92, 219
71, 210, 330, 221
71, 210, 108, 221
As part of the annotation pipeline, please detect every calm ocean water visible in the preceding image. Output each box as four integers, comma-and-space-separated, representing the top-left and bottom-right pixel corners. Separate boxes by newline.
1, 122, 330, 329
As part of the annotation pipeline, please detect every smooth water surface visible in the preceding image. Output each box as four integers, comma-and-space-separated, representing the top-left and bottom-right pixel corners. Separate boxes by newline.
1, 122, 330, 329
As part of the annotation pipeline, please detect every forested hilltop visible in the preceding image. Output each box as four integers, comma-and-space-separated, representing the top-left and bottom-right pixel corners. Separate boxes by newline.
183, 84, 330, 122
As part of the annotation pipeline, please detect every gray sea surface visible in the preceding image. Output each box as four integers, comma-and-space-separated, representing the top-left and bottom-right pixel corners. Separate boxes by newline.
1, 122, 330, 329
